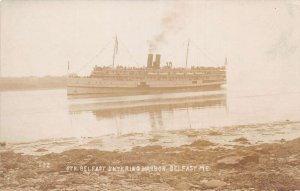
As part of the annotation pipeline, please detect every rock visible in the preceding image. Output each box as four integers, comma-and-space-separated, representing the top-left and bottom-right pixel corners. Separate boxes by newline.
55, 185, 66, 189
203, 180, 227, 188
240, 154, 259, 164
280, 138, 286, 143
98, 176, 110, 183
149, 138, 159, 142
35, 148, 48, 152
217, 156, 244, 166
255, 147, 270, 154
189, 183, 202, 189
233, 137, 249, 144
189, 139, 215, 147
217, 154, 259, 168
132, 145, 163, 152
174, 182, 191, 190
208, 131, 223, 136
11, 181, 19, 186
56, 177, 67, 183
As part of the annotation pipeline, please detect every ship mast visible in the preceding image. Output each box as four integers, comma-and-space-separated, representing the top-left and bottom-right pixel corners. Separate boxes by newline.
112, 35, 118, 68
185, 39, 190, 69
0, 2, 1, 77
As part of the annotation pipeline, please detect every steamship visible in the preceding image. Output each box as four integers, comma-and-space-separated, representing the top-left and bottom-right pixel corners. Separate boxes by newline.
67, 38, 227, 96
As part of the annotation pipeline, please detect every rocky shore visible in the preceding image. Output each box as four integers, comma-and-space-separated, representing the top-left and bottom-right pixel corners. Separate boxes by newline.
1, 121, 300, 190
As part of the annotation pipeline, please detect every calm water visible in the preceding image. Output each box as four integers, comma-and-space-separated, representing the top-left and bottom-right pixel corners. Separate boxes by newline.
1, 86, 300, 143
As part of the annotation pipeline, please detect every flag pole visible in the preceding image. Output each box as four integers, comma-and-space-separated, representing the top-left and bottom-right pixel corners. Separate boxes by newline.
185, 39, 190, 69
112, 35, 118, 68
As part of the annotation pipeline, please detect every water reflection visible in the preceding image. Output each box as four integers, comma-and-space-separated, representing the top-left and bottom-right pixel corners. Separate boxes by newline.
68, 90, 227, 133
90, 96, 227, 119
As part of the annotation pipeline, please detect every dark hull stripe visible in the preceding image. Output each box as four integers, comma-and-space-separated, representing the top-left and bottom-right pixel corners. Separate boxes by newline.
67, 83, 224, 90
67, 84, 225, 97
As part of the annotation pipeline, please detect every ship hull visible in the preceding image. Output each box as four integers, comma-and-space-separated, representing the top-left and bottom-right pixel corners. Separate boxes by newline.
67, 77, 226, 97
68, 83, 225, 97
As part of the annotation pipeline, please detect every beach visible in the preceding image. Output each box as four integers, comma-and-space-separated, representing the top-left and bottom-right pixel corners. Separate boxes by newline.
1, 121, 300, 190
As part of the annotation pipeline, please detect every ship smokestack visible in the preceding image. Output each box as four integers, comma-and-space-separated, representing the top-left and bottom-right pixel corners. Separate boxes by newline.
153, 54, 161, 69
147, 54, 154, 68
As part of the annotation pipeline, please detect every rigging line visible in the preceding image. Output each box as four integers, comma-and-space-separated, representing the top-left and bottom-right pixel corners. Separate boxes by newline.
189, 40, 218, 65
162, 40, 187, 60
158, 41, 185, 67
118, 39, 141, 67
75, 38, 114, 73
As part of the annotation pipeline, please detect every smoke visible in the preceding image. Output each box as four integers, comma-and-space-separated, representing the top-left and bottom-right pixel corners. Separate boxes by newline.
148, 2, 188, 52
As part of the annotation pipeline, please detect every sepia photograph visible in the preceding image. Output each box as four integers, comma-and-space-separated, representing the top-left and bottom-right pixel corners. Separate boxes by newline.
0, 0, 300, 190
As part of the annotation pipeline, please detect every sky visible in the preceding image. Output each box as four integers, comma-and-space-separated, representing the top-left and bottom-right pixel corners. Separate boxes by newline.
0, 0, 300, 93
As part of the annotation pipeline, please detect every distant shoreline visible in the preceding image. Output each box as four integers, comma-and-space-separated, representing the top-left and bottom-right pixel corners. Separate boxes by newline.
0, 76, 67, 91
0, 87, 67, 92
